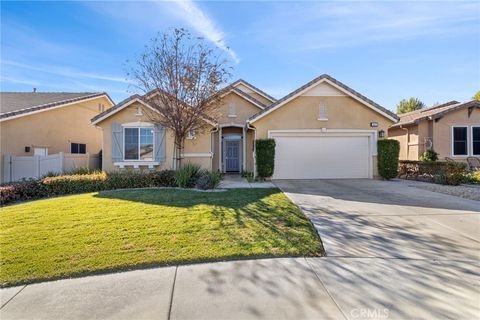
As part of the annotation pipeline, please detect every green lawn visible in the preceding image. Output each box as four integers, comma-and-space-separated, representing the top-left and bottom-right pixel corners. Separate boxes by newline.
0, 188, 322, 287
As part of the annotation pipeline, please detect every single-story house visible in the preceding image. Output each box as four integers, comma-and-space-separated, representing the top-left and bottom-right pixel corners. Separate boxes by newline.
91, 74, 398, 179
388, 100, 480, 161
0, 91, 114, 182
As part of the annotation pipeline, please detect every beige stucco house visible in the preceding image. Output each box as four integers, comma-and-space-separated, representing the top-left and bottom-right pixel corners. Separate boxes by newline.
388, 100, 480, 161
0, 92, 114, 182
92, 75, 398, 179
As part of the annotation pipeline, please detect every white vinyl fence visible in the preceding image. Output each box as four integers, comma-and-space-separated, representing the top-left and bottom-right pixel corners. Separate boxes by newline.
3, 152, 101, 183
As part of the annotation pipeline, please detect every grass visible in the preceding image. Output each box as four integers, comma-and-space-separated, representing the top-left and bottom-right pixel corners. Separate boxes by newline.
0, 188, 322, 287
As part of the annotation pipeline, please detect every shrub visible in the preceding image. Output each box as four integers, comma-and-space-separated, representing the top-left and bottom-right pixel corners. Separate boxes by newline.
463, 170, 480, 184
175, 163, 202, 188
196, 171, 223, 190
43, 172, 108, 195
377, 139, 400, 180
419, 149, 438, 163
255, 139, 276, 179
0, 179, 48, 205
398, 160, 468, 185
149, 170, 176, 187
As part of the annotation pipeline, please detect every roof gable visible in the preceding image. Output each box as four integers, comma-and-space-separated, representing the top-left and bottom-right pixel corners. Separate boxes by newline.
0, 92, 114, 121
391, 100, 479, 127
248, 74, 398, 123
231, 79, 276, 103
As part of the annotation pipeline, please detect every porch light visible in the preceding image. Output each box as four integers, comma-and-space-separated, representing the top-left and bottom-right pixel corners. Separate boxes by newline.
378, 130, 385, 138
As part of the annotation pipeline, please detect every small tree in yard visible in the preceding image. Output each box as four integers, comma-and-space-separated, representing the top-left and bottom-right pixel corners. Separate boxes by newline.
256, 139, 276, 179
396, 97, 425, 114
128, 28, 231, 169
473, 90, 480, 102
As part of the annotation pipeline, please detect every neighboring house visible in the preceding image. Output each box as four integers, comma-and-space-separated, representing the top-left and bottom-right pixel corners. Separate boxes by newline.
389, 100, 480, 161
0, 92, 114, 182
92, 74, 398, 179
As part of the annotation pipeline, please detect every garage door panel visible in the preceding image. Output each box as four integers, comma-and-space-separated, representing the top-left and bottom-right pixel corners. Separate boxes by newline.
273, 135, 370, 179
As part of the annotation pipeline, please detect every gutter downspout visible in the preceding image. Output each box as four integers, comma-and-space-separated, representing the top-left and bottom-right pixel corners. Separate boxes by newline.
210, 126, 219, 171
247, 121, 257, 177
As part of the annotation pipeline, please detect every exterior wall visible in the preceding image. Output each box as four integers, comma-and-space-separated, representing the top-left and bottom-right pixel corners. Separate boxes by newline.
0, 96, 112, 182
388, 127, 410, 160
253, 96, 393, 138
252, 95, 395, 178
96, 102, 214, 172
96, 103, 174, 172
432, 107, 480, 160
388, 107, 480, 161
216, 92, 264, 124
245, 129, 255, 172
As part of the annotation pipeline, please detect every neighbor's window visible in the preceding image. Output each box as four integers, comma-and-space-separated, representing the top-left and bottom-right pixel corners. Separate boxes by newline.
452, 126, 468, 156
472, 126, 480, 156
124, 128, 153, 160
71, 143, 86, 154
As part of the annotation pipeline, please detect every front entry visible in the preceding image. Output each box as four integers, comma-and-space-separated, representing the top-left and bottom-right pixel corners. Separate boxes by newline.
225, 140, 240, 172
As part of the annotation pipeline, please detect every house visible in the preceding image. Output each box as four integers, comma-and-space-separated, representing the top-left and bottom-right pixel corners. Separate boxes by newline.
0, 91, 114, 182
388, 100, 480, 161
91, 74, 398, 179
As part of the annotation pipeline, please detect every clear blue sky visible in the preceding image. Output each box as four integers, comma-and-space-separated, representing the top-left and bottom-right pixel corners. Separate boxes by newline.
1, 1, 479, 111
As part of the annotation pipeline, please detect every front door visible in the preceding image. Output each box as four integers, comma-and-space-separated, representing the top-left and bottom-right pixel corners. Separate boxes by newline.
225, 141, 240, 172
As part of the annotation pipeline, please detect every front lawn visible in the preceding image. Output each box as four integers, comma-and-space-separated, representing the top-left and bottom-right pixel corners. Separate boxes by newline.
0, 188, 322, 286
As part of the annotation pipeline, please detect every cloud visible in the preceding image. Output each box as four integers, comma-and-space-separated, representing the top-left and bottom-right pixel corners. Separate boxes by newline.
169, 0, 239, 63
249, 2, 480, 51
2, 60, 130, 84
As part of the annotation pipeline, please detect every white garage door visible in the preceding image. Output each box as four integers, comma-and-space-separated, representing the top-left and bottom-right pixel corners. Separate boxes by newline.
272, 133, 372, 179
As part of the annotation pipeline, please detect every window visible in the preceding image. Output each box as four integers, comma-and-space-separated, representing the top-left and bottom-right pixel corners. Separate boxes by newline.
472, 126, 480, 156
124, 128, 153, 160
318, 103, 328, 120
187, 129, 196, 140
228, 103, 237, 117
452, 126, 468, 156
71, 143, 86, 154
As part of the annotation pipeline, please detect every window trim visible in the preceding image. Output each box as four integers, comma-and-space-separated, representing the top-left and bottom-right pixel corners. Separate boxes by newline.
70, 142, 87, 154
318, 103, 328, 121
227, 102, 237, 118
123, 126, 155, 161
451, 125, 469, 157
471, 125, 480, 156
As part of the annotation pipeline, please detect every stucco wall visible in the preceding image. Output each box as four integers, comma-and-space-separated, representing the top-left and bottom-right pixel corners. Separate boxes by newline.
0, 96, 112, 181
246, 92, 274, 106
96, 102, 215, 172
432, 107, 480, 160
252, 96, 393, 138
216, 92, 264, 124
388, 127, 409, 160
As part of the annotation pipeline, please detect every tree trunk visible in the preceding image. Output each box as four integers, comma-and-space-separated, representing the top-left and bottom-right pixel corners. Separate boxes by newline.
174, 135, 184, 170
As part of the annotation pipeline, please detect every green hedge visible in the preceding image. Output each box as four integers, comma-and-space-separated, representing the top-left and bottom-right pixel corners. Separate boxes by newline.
1, 170, 177, 205
377, 139, 400, 180
398, 160, 468, 185
255, 139, 276, 178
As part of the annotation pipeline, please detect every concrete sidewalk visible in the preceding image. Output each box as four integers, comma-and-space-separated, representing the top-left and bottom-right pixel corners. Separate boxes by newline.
2, 256, 479, 319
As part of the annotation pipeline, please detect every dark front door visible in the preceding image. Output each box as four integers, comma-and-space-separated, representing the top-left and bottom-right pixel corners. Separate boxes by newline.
225, 141, 240, 172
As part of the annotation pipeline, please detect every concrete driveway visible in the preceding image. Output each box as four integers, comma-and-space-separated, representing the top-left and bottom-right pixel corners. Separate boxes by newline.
276, 179, 480, 319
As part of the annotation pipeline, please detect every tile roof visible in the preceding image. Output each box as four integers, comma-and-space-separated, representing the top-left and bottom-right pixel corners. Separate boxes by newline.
231, 88, 267, 109
231, 79, 276, 103
0, 92, 112, 120
248, 74, 399, 122
391, 100, 479, 127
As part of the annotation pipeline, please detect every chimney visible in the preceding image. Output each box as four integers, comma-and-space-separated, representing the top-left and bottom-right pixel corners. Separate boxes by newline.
33, 88, 37, 93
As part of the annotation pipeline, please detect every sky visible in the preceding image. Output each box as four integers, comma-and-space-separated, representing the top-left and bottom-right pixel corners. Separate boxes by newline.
1, 0, 479, 112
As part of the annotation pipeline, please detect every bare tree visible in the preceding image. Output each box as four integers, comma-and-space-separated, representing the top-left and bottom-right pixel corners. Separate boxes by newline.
128, 28, 232, 169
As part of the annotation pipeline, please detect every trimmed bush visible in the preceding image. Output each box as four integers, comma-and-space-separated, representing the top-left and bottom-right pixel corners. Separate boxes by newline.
0, 180, 48, 205
43, 172, 108, 195
1, 170, 178, 205
419, 149, 438, 163
255, 139, 276, 179
196, 171, 223, 190
175, 163, 202, 188
398, 160, 468, 185
377, 139, 400, 180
